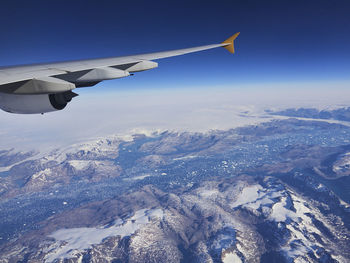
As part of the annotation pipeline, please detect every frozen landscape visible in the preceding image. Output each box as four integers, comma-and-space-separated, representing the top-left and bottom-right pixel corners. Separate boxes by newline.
1, 0, 350, 261
1, 103, 350, 262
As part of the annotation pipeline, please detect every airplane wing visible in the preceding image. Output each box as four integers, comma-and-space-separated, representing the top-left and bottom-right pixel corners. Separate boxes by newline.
0, 33, 240, 114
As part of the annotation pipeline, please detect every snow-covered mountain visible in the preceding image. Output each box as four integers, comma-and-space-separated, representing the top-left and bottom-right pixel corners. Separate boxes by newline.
1, 115, 350, 262
1, 175, 349, 263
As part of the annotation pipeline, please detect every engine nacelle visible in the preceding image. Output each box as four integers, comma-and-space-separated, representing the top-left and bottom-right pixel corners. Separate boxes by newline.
0, 91, 78, 114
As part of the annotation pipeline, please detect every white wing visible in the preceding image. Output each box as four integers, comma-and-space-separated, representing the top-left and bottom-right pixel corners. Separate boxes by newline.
0, 33, 239, 114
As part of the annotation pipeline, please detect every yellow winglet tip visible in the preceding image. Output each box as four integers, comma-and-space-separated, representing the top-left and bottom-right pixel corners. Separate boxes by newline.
222, 32, 240, 54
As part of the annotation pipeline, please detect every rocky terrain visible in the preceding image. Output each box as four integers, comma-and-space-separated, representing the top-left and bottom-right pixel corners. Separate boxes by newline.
268, 107, 350, 122
1, 113, 350, 262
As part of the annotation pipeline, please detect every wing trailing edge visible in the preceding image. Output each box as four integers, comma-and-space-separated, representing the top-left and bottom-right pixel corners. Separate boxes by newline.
0, 33, 241, 113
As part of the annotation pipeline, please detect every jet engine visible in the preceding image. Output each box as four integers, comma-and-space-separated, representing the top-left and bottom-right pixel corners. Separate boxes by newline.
0, 91, 78, 114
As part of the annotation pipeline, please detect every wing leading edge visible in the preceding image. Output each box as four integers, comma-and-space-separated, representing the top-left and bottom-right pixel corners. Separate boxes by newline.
0, 33, 240, 114
0, 33, 240, 92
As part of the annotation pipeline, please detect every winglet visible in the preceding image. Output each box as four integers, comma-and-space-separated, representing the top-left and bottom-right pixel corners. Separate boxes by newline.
222, 32, 240, 54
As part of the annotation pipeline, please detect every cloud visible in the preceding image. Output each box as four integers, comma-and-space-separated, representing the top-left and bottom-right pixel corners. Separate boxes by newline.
0, 81, 350, 151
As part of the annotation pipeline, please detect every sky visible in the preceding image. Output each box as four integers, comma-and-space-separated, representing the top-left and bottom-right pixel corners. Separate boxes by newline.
0, 0, 350, 150
1, 0, 349, 86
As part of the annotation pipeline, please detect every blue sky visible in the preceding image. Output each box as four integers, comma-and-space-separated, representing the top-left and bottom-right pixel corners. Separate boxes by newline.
1, 0, 349, 91
1, 0, 350, 150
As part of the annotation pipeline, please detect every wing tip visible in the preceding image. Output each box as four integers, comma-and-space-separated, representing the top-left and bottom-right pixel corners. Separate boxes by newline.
222, 32, 240, 54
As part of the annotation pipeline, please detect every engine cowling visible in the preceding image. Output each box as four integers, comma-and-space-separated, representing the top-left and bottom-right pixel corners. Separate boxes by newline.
0, 91, 78, 114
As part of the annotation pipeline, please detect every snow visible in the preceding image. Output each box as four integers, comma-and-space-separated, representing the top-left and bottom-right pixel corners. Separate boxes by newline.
199, 189, 219, 198
68, 160, 91, 171
42, 137, 121, 164
278, 194, 329, 260
173, 155, 198, 161
0, 137, 122, 176
269, 197, 298, 222
44, 208, 163, 262
231, 185, 264, 208
339, 199, 350, 209
245, 196, 274, 210
0, 149, 39, 172
332, 154, 350, 175
231, 183, 302, 221
222, 252, 242, 263
281, 241, 309, 259
31, 168, 52, 181
230, 180, 334, 261
128, 174, 153, 181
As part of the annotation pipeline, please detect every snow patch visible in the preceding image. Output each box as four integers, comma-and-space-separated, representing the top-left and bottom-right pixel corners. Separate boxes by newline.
232, 185, 264, 208
31, 168, 52, 181
68, 160, 91, 171
199, 189, 219, 198
222, 252, 242, 263
44, 208, 163, 262
269, 197, 298, 222
129, 174, 153, 181
173, 155, 198, 161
